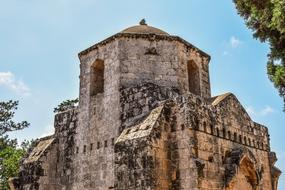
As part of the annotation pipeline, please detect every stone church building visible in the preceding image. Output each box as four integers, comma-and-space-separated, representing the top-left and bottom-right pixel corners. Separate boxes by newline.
10, 20, 281, 190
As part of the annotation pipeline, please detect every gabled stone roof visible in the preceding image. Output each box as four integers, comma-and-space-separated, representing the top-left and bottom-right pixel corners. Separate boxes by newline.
116, 105, 164, 143
210, 92, 232, 106
24, 136, 55, 164
211, 92, 253, 122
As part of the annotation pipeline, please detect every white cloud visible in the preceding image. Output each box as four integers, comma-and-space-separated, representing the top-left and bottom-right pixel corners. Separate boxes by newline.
40, 124, 54, 138
260, 106, 274, 116
230, 36, 242, 48
246, 105, 275, 117
0, 71, 31, 95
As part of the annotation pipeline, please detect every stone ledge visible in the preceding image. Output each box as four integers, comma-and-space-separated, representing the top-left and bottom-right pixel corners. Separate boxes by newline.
78, 33, 211, 60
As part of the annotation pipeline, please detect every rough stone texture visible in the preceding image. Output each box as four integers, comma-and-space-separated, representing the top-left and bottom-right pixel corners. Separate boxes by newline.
11, 23, 281, 190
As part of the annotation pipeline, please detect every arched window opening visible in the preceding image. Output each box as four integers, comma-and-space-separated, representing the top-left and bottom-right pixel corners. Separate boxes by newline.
216, 128, 219, 137
187, 60, 201, 96
203, 122, 207, 132
210, 125, 214, 134
222, 128, 226, 138
233, 132, 237, 141
239, 135, 242, 143
227, 131, 231, 140
90, 59, 104, 96
228, 155, 258, 190
244, 136, 247, 145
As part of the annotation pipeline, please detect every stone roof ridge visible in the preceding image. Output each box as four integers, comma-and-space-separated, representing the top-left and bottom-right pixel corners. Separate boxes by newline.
210, 92, 233, 106
54, 105, 78, 115
211, 92, 252, 119
36, 134, 54, 142
23, 136, 55, 164
211, 93, 269, 131
116, 104, 165, 143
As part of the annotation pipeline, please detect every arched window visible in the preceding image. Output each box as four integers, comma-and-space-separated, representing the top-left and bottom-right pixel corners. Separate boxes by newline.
222, 128, 226, 138
233, 132, 237, 141
210, 125, 214, 134
90, 59, 104, 96
228, 131, 231, 140
187, 60, 201, 96
244, 136, 247, 145
228, 155, 259, 190
216, 128, 219, 137
248, 138, 251, 146
203, 122, 207, 132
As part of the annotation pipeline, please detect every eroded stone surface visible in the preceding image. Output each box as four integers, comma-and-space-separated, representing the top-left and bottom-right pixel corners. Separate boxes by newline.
11, 22, 281, 190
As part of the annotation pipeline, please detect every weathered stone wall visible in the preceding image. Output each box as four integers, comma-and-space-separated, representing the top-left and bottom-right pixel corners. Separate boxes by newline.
54, 108, 78, 189
14, 108, 78, 190
75, 39, 121, 189
118, 36, 210, 98
74, 32, 210, 189
70, 32, 276, 190
114, 92, 275, 190
12, 26, 280, 190
119, 82, 180, 131
17, 137, 57, 190
115, 104, 180, 190
174, 94, 272, 190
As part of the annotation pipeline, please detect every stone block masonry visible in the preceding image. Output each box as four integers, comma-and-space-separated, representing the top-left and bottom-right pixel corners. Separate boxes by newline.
10, 20, 281, 190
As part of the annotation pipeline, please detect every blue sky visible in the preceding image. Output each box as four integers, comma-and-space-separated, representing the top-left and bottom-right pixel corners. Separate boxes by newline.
0, 0, 284, 188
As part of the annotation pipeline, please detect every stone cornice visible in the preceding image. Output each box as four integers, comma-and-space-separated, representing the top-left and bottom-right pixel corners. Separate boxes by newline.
78, 33, 211, 61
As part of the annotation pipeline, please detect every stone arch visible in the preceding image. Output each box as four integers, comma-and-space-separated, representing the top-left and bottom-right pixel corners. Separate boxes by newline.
224, 148, 260, 190
187, 60, 201, 96
226, 156, 259, 190
90, 59, 104, 96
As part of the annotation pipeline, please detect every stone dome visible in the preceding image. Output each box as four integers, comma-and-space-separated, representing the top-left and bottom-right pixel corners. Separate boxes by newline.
120, 19, 169, 35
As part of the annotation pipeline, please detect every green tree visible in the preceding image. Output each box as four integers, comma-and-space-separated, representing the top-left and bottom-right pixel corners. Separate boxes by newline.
0, 100, 29, 135
54, 98, 79, 113
0, 146, 25, 190
0, 100, 30, 189
233, 0, 285, 110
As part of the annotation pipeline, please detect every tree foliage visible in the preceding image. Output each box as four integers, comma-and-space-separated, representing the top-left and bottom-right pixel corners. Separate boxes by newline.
54, 98, 79, 113
0, 100, 31, 189
0, 146, 25, 190
0, 100, 29, 135
233, 0, 285, 110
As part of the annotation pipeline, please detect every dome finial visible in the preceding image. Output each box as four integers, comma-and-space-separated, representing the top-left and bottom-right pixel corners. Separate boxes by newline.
139, 19, 147, 25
